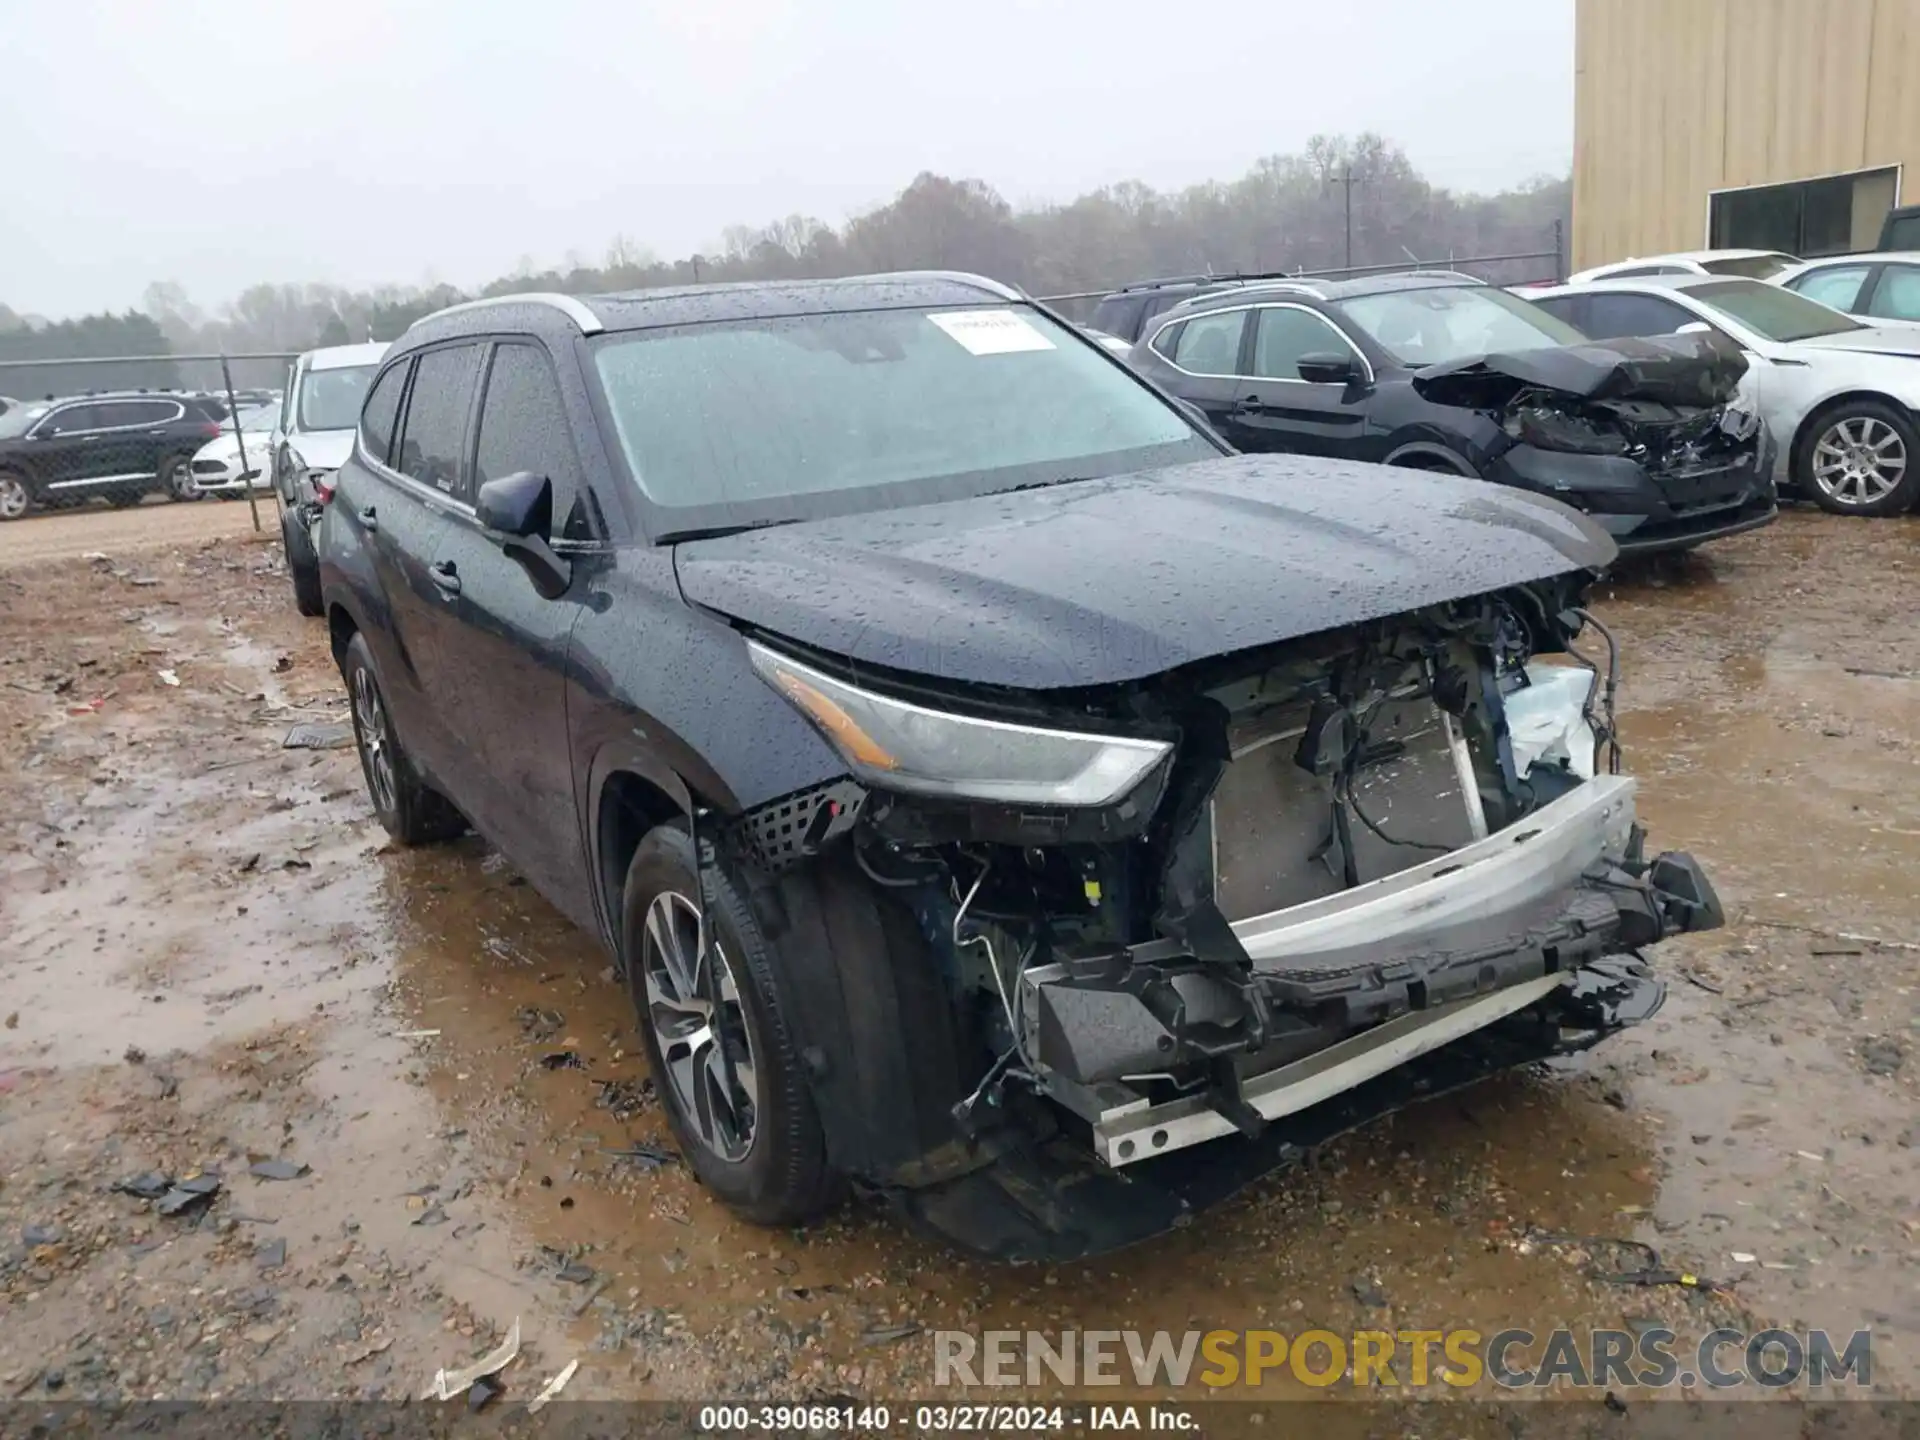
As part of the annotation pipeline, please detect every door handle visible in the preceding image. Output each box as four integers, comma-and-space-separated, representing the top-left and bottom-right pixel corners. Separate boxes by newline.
430, 561, 461, 596
358, 505, 377, 532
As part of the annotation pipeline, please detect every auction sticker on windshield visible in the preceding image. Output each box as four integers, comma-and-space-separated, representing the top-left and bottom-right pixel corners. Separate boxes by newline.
929, 309, 1056, 355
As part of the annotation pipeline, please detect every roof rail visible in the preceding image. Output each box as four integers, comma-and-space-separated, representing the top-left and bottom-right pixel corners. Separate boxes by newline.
1114, 268, 1311, 294
409, 292, 604, 335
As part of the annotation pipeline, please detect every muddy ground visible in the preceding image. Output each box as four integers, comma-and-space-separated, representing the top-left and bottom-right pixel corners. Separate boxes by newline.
0, 502, 1916, 1418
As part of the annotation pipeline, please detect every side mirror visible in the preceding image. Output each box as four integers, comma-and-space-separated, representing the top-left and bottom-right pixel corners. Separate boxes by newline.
476, 471, 572, 600
476, 470, 552, 538
1675, 321, 1712, 335
1297, 351, 1363, 386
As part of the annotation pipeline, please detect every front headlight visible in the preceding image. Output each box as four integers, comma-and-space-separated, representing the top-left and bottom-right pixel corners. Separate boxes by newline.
747, 641, 1172, 808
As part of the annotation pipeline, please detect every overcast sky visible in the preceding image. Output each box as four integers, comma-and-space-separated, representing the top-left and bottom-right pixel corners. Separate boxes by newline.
1, 0, 1573, 320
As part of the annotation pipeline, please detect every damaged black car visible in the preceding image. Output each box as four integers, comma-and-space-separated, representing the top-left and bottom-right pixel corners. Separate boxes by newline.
317, 274, 1725, 1262
1126, 272, 1777, 555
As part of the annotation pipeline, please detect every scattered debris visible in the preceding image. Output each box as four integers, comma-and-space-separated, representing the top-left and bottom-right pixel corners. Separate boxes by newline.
123, 1045, 146, 1064
541, 1051, 586, 1071
255, 1237, 288, 1269
157, 669, 180, 687
1730, 1251, 1757, 1264
412, 1205, 450, 1227
860, 1323, 923, 1347
22, 1224, 64, 1248
591, 1077, 655, 1119
111, 1172, 173, 1201
1351, 1276, 1390, 1309
249, 1158, 310, 1182
393, 1029, 441, 1040
345, 1337, 394, 1366
155, 1173, 222, 1218
599, 1140, 678, 1171
424, 1317, 521, 1402
527, 1359, 579, 1414
1861, 1037, 1906, 1076
467, 1374, 505, 1411
515, 1007, 566, 1040
282, 720, 354, 750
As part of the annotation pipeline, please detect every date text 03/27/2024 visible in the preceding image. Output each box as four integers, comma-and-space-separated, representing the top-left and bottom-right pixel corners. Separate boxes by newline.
696, 1405, 1197, 1432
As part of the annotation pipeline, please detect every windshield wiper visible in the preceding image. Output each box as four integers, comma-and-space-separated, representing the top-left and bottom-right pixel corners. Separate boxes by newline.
658, 517, 804, 544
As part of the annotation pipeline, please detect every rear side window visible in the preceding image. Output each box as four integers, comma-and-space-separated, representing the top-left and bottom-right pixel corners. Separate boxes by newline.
1529, 295, 1586, 330
1167, 310, 1247, 374
474, 343, 593, 541
1864, 264, 1920, 322
394, 344, 484, 497
1789, 264, 1870, 312
104, 400, 184, 428
359, 360, 409, 466
1578, 293, 1697, 340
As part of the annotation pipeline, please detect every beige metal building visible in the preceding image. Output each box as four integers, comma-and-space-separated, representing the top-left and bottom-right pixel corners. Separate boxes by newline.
1573, 0, 1920, 270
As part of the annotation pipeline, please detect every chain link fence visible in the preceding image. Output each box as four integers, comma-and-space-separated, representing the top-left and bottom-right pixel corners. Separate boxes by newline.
0, 352, 296, 530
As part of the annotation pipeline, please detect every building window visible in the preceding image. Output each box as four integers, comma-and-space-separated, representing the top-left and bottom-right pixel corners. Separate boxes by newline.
1709, 167, 1899, 257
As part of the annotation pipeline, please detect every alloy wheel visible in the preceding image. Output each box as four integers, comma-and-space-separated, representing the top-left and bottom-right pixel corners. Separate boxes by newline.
1811, 416, 1907, 507
350, 666, 398, 816
0, 475, 26, 520
163, 458, 196, 501
639, 890, 759, 1162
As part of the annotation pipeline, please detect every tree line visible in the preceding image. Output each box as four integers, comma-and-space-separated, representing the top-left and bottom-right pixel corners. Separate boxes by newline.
0, 133, 1568, 398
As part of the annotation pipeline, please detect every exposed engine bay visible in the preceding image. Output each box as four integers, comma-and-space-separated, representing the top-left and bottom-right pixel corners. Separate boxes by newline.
1417, 329, 1765, 489
722, 575, 1723, 1255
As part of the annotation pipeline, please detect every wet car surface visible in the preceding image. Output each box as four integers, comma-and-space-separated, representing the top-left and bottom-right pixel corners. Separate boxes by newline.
0, 505, 1916, 1408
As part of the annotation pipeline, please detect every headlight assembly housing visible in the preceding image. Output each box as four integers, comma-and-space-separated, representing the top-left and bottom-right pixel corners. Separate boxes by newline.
747, 641, 1172, 808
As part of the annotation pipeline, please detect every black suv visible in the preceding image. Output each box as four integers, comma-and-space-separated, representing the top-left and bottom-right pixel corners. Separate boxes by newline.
0, 391, 224, 520
1126, 274, 1778, 556
320, 275, 1720, 1259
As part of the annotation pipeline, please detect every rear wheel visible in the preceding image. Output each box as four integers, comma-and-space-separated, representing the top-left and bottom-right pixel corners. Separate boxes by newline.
0, 471, 30, 521
1797, 401, 1920, 516
622, 824, 840, 1225
340, 632, 465, 845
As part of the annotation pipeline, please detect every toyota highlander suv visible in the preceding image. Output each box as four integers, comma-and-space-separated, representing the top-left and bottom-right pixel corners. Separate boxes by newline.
276, 341, 387, 613
317, 277, 1722, 1260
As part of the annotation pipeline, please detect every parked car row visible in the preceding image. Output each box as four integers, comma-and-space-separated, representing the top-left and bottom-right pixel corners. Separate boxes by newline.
0, 391, 229, 519
291, 275, 1724, 1258
0, 385, 289, 521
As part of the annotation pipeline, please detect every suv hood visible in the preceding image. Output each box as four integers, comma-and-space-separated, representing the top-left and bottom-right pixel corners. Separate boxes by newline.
674, 455, 1615, 689
1412, 332, 1749, 410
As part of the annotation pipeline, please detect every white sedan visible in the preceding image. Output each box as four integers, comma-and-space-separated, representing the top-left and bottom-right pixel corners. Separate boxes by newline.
189, 403, 280, 497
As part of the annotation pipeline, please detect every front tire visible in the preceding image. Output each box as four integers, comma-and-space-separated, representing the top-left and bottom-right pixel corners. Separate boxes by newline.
1797, 401, 1920, 516
0, 471, 31, 521
340, 632, 466, 845
622, 824, 840, 1225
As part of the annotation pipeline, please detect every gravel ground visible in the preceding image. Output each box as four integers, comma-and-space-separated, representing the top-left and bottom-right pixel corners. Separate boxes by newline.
0, 504, 1916, 1421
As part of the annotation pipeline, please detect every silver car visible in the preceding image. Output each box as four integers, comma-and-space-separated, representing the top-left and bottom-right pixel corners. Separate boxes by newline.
1529, 275, 1920, 517
276, 341, 388, 615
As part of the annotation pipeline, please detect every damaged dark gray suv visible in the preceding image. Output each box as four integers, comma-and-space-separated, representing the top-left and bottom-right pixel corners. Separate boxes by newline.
318, 274, 1723, 1260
